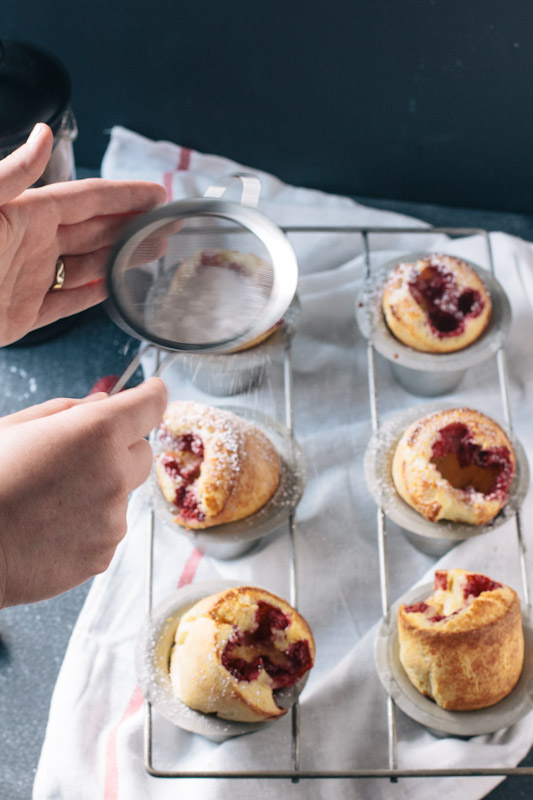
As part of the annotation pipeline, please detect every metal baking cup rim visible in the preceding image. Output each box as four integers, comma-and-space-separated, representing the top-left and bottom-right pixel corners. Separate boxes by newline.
151, 405, 306, 550
374, 582, 533, 737
363, 402, 530, 541
355, 253, 512, 372
135, 579, 310, 740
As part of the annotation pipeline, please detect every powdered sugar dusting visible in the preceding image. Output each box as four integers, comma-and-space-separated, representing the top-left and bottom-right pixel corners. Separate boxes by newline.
146, 249, 273, 345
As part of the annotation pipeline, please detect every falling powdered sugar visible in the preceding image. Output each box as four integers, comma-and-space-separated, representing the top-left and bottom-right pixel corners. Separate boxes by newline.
147, 250, 273, 345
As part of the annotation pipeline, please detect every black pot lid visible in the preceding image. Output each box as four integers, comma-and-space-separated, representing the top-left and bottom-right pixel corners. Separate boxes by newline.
0, 40, 71, 150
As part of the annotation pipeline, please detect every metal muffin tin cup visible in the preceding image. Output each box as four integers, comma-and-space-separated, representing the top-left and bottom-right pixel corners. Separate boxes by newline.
374, 582, 533, 737
135, 580, 310, 742
175, 296, 301, 397
355, 254, 512, 396
152, 406, 306, 559
364, 403, 530, 557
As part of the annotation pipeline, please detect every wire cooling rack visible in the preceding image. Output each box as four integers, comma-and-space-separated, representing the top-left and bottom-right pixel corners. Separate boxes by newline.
137, 225, 533, 782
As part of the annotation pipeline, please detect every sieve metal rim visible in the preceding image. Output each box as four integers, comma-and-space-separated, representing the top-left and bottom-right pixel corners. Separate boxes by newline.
107, 197, 298, 354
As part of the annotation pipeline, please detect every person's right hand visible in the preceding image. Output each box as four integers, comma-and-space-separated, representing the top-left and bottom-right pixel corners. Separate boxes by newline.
0, 377, 167, 608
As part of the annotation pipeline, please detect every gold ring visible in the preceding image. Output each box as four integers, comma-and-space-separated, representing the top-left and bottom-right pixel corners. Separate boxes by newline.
50, 258, 65, 291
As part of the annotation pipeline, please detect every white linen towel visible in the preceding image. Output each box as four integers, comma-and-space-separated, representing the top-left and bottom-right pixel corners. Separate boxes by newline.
34, 126, 533, 800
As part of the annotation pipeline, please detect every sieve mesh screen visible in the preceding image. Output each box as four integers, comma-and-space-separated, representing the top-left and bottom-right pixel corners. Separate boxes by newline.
111, 214, 275, 348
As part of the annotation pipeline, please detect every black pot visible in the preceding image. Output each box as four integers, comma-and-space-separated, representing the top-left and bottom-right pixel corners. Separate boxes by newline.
0, 39, 77, 163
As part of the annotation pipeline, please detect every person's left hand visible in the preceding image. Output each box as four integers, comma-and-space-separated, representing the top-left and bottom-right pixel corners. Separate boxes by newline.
0, 122, 167, 345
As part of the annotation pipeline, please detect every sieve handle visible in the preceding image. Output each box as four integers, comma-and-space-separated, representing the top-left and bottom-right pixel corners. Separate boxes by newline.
109, 342, 152, 395
203, 172, 261, 208
109, 344, 177, 395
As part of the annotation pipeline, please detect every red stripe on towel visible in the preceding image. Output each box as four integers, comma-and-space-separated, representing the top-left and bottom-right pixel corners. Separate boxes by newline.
177, 146, 192, 171
103, 548, 203, 798
162, 171, 174, 202
178, 548, 204, 587
162, 146, 191, 201
103, 685, 144, 800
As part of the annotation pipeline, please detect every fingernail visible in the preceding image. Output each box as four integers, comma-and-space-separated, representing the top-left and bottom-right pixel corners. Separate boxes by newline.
27, 123, 45, 144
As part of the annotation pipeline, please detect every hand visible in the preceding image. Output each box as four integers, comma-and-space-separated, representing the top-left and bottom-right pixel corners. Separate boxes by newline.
0, 377, 167, 607
0, 123, 167, 345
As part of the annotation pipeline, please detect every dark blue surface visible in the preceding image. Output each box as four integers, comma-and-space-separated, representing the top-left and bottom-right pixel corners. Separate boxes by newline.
0, 201, 531, 799
1, 2, 533, 214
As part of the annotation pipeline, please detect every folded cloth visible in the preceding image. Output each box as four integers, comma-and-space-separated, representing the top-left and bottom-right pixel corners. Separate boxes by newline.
34, 126, 533, 800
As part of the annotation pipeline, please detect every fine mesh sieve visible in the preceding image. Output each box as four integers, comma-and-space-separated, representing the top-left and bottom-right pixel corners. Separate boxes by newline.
107, 174, 298, 357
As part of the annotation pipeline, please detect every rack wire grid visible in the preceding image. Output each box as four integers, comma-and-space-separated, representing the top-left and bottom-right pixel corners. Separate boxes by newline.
136, 224, 533, 783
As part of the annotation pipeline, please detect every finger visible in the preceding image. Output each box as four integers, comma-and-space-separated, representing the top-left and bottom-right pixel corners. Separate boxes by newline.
0, 395, 101, 429
59, 223, 174, 280
118, 226, 176, 267
60, 229, 172, 288
34, 178, 166, 225
127, 438, 154, 490
0, 124, 53, 205
57, 213, 145, 256
83, 377, 167, 446
35, 280, 108, 329
124, 221, 182, 266
79, 391, 109, 403
60, 248, 110, 289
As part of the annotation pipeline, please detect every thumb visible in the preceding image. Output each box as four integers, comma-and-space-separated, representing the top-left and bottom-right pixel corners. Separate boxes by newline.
0, 123, 54, 205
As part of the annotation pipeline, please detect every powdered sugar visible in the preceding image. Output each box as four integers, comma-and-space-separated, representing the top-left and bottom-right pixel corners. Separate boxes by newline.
146, 250, 273, 346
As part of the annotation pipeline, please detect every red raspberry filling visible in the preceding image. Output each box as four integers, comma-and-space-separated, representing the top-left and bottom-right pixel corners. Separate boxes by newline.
430, 422, 513, 498
405, 570, 503, 624
408, 263, 484, 338
158, 426, 204, 458
404, 601, 429, 614
403, 601, 445, 623
262, 641, 313, 688
463, 573, 502, 598
221, 651, 262, 682
434, 571, 448, 591
173, 484, 205, 523
255, 601, 290, 639
221, 602, 313, 689
200, 249, 222, 266
159, 431, 206, 523
199, 249, 246, 276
